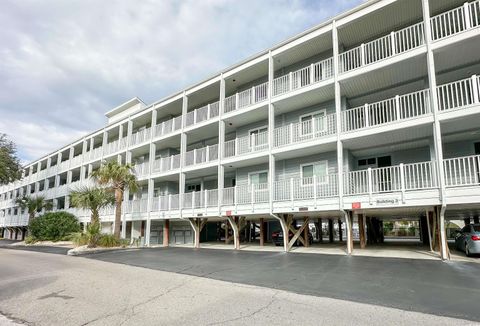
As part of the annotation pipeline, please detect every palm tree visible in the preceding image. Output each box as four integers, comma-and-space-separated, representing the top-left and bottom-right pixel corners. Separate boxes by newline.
15, 195, 53, 223
70, 186, 115, 226
91, 161, 138, 239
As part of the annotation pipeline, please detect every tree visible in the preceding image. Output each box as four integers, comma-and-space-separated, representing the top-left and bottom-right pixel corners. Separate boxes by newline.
70, 186, 115, 226
15, 195, 53, 223
29, 211, 80, 241
91, 161, 138, 239
0, 134, 22, 185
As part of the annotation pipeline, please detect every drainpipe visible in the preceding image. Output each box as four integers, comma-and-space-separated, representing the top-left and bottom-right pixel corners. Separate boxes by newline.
270, 213, 289, 252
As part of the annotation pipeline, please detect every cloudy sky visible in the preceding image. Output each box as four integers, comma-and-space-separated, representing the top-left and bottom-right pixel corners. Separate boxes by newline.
0, 0, 363, 163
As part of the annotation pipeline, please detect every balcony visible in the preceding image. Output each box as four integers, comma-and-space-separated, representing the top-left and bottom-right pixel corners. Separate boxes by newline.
224, 82, 269, 114
274, 113, 336, 148
154, 116, 182, 138
130, 127, 152, 147
431, 1, 480, 42
152, 194, 180, 211
152, 154, 181, 174
89, 147, 103, 161
344, 161, 438, 199
437, 75, 480, 112
272, 57, 334, 97
224, 131, 269, 158
184, 144, 219, 167
104, 137, 127, 156
134, 162, 150, 178
443, 154, 480, 187
182, 189, 219, 216
342, 89, 431, 132
124, 198, 149, 214
222, 183, 269, 207
70, 154, 83, 168
339, 22, 425, 74
185, 101, 220, 127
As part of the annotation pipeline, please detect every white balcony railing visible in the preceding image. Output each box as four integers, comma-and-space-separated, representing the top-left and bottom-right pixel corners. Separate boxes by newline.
344, 161, 437, 196
273, 174, 338, 202
224, 82, 269, 114
184, 144, 219, 167
342, 89, 431, 132
155, 116, 182, 138
224, 131, 269, 158
272, 57, 334, 97
124, 198, 149, 214
134, 162, 150, 178
130, 127, 151, 146
222, 183, 269, 206
274, 114, 336, 148
185, 101, 220, 127
182, 189, 219, 210
437, 75, 480, 111
444, 154, 480, 187
152, 154, 181, 174
431, 1, 480, 41
89, 147, 103, 161
152, 194, 180, 211
339, 22, 425, 74
104, 137, 127, 155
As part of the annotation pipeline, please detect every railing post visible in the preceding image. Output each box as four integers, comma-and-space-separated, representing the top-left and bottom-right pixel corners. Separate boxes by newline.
207, 103, 211, 119
364, 104, 370, 127
204, 190, 208, 213
235, 138, 239, 156
205, 145, 210, 163
400, 163, 406, 203
360, 43, 365, 66
390, 31, 396, 55
471, 75, 479, 103
310, 63, 315, 84
251, 133, 256, 152
312, 117, 316, 137
168, 194, 172, 211
234, 186, 238, 211
235, 93, 239, 110
194, 109, 198, 124
192, 191, 195, 211
464, 2, 472, 29
395, 95, 401, 120
289, 123, 294, 144
251, 184, 255, 210
313, 175, 317, 207
367, 168, 373, 204
289, 72, 293, 91
193, 149, 197, 165
252, 86, 256, 104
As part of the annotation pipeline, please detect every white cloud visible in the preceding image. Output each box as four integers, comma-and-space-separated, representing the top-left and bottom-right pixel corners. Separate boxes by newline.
0, 0, 363, 162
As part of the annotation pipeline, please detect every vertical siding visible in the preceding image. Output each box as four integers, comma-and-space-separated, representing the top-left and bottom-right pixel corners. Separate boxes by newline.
274, 101, 335, 128
275, 151, 337, 180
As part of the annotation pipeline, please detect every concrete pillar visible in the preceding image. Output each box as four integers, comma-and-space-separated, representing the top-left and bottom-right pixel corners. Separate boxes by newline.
328, 219, 334, 243
259, 218, 265, 246
225, 220, 229, 244
163, 219, 170, 247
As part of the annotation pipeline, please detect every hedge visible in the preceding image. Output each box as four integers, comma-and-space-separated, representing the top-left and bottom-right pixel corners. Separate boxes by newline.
29, 211, 81, 241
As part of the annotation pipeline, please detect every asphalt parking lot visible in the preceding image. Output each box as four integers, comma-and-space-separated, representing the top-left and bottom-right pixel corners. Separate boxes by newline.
86, 246, 480, 322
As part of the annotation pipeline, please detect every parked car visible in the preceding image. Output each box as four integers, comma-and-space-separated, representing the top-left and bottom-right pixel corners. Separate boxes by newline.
272, 227, 313, 246
454, 224, 480, 257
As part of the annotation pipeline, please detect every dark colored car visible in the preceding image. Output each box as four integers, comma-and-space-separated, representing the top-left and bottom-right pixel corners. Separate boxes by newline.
272, 227, 313, 246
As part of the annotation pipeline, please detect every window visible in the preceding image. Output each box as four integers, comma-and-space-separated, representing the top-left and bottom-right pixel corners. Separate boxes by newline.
300, 110, 326, 135
301, 161, 328, 184
358, 157, 377, 168
248, 171, 268, 185
186, 184, 201, 192
249, 127, 268, 148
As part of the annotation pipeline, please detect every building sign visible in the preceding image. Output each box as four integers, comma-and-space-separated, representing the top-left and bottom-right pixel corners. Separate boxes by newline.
299, 207, 309, 211
226, 210, 232, 216
375, 198, 399, 206
352, 202, 361, 209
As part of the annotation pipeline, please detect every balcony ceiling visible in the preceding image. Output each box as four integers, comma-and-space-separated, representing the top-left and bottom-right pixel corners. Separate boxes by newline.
188, 82, 220, 110
186, 121, 219, 140
225, 61, 268, 94
343, 124, 433, 154
338, 0, 422, 49
274, 83, 335, 113
350, 139, 430, 158
224, 105, 268, 131
274, 32, 332, 70
340, 54, 428, 99
155, 98, 183, 119
153, 134, 181, 150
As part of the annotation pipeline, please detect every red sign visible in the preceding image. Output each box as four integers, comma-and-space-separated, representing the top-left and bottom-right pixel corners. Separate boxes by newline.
352, 202, 361, 210
226, 210, 232, 216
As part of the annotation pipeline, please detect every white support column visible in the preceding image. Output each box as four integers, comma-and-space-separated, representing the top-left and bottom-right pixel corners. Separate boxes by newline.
218, 74, 226, 214
127, 120, 133, 147
119, 124, 124, 141
179, 172, 186, 215
268, 51, 275, 212
333, 19, 351, 255
422, 0, 448, 260
145, 178, 154, 246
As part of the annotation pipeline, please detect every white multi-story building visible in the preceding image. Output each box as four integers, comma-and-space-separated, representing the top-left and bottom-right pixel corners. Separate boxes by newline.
1, 0, 479, 259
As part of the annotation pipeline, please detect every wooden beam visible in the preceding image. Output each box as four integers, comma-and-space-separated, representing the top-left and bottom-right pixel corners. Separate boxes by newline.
288, 217, 310, 249
163, 219, 170, 247
303, 217, 310, 247
358, 214, 366, 249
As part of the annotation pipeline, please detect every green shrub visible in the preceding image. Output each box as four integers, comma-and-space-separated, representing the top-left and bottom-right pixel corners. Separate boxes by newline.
71, 232, 89, 247
25, 235, 37, 244
98, 234, 120, 247
28, 211, 81, 241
